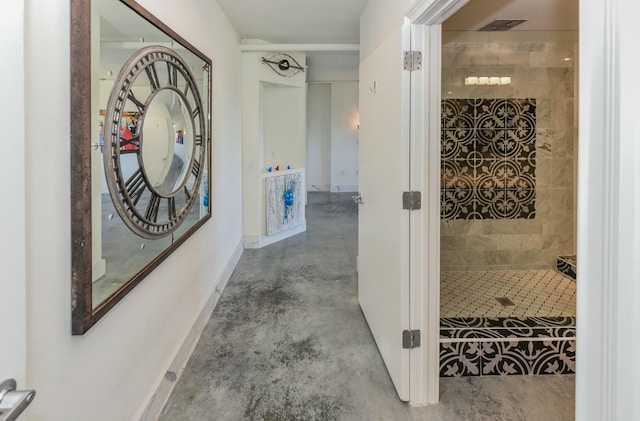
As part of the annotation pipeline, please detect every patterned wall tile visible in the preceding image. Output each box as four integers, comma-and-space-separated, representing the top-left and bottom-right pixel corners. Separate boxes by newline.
440, 342, 482, 377
529, 340, 575, 374
481, 339, 575, 376
442, 99, 474, 129
442, 190, 470, 220
477, 129, 506, 159
441, 98, 537, 221
505, 189, 536, 219
440, 311, 576, 377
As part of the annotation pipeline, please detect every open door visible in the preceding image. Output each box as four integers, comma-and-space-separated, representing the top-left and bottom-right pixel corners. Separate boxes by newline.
357, 24, 413, 401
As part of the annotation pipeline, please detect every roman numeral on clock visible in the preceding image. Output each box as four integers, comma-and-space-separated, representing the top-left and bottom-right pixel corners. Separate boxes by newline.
145, 192, 161, 222
126, 168, 146, 205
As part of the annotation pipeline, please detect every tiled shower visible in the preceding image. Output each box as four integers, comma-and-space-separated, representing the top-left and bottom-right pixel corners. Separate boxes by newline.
439, 31, 578, 377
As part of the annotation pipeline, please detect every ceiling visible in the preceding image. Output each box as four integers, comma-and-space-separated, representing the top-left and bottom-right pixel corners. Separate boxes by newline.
443, 0, 578, 31
216, 0, 578, 45
214, 0, 577, 81
215, 0, 368, 44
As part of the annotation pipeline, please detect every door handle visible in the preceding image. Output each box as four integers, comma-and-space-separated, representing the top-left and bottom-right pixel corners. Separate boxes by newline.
0, 379, 35, 421
352, 193, 363, 204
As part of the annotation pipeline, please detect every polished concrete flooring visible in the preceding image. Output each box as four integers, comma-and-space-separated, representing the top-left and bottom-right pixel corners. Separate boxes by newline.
159, 192, 575, 420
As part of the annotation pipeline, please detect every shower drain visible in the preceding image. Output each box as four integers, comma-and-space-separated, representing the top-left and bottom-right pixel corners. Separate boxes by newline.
495, 296, 516, 307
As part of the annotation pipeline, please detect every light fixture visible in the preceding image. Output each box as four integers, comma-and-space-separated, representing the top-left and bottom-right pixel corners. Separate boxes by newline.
464, 76, 512, 86
465, 76, 478, 85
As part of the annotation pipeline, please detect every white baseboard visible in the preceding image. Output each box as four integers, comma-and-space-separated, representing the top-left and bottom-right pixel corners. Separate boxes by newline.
308, 184, 330, 191
137, 240, 244, 421
92, 258, 106, 282
243, 222, 306, 249
330, 184, 358, 192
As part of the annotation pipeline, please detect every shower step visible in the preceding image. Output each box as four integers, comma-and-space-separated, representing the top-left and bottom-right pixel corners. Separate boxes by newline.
556, 255, 577, 281
439, 316, 575, 377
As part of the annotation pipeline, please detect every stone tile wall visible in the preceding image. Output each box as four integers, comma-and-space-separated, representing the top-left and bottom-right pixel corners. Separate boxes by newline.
441, 31, 577, 270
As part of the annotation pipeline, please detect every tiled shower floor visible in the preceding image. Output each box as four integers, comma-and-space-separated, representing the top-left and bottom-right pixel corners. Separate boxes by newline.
441, 269, 576, 318
439, 269, 576, 377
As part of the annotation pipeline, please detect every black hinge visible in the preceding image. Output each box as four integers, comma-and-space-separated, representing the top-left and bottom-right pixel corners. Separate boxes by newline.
403, 51, 423, 71
402, 191, 422, 210
402, 329, 421, 349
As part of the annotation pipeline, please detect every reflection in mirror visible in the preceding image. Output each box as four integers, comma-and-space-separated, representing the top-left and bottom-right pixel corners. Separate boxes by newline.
71, 0, 211, 333
141, 90, 195, 196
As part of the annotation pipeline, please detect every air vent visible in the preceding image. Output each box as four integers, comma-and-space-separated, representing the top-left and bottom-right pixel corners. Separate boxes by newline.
479, 19, 527, 31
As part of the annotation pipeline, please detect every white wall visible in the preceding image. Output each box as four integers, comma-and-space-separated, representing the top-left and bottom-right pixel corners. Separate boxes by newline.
263, 86, 306, 170
306, 82, 359, 192
306, 53, 360, 82
306, 84, 332, 191
330, 83, 359, 192
360, 0, 413, 62
0, 0, 26, 388
23, 0, 243, 419
241, 51, 306, 245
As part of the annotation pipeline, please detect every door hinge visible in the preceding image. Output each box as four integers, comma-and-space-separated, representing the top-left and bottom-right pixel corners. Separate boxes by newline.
403, 50, 422, 71
402, 191, 422, 210
402, 329, 421, 349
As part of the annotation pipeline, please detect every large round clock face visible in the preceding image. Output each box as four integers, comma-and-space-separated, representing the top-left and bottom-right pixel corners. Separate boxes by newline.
104, 45, 207, 239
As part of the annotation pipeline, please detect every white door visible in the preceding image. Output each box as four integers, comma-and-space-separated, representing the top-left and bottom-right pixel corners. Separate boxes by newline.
357, 26, 412, 401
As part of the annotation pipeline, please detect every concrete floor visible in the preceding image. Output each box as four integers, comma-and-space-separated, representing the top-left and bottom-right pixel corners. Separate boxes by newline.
159, 192, 575, 420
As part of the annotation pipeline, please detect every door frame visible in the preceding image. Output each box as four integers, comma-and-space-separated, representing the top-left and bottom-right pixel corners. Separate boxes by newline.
405, 0, 470, 406
407, 0, 639, 418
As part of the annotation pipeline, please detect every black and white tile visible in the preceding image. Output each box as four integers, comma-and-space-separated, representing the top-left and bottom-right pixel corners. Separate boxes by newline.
440, 269, 576, 378
441, 98, 537, 220
440, 316, 576, 377
556, 255, 577, 281
441, 269, 576, 318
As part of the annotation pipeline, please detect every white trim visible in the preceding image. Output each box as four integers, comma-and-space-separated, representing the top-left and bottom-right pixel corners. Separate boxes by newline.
329, 184, 358, 192
407, 21, 426, 406
239, 43, 359, 52
440, 337, 576, 344
137, 241, 244, 421
406, 0, 470, 25
406, 0, 468, 406
92, 258, 106, 283
576, 0, 640, 419
425, 23, 444, 406
243, 223, 307, 249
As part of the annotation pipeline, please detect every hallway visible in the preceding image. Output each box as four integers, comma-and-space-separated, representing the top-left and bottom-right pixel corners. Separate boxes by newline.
159, 192, 574, 420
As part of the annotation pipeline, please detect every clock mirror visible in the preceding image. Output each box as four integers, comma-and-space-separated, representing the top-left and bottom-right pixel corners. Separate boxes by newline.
71, 0, 212, 334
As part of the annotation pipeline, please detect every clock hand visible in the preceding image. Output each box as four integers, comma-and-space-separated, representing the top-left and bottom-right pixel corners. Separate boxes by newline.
261, 58, 305, 71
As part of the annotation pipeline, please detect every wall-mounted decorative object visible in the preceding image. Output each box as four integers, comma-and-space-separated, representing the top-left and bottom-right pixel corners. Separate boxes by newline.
261, 53, 305, 77
70, 0, 212, 334
266, 172, 303, 235
103, 45, 207, 239
441, 98, 536, 220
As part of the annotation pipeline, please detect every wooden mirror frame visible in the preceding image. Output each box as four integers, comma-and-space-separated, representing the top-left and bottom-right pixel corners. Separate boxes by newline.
70, 0, 212, 334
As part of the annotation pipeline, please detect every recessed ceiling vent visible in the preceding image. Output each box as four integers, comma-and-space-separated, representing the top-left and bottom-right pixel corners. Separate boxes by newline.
479, 19, 527, 31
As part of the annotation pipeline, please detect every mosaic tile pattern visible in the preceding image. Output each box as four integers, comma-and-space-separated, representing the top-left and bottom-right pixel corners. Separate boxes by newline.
441, 269, 575, 318
556, 255, 577, 281
440, 269, 576, 377
439, 319, 576, 377
441, 98, 536, 220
